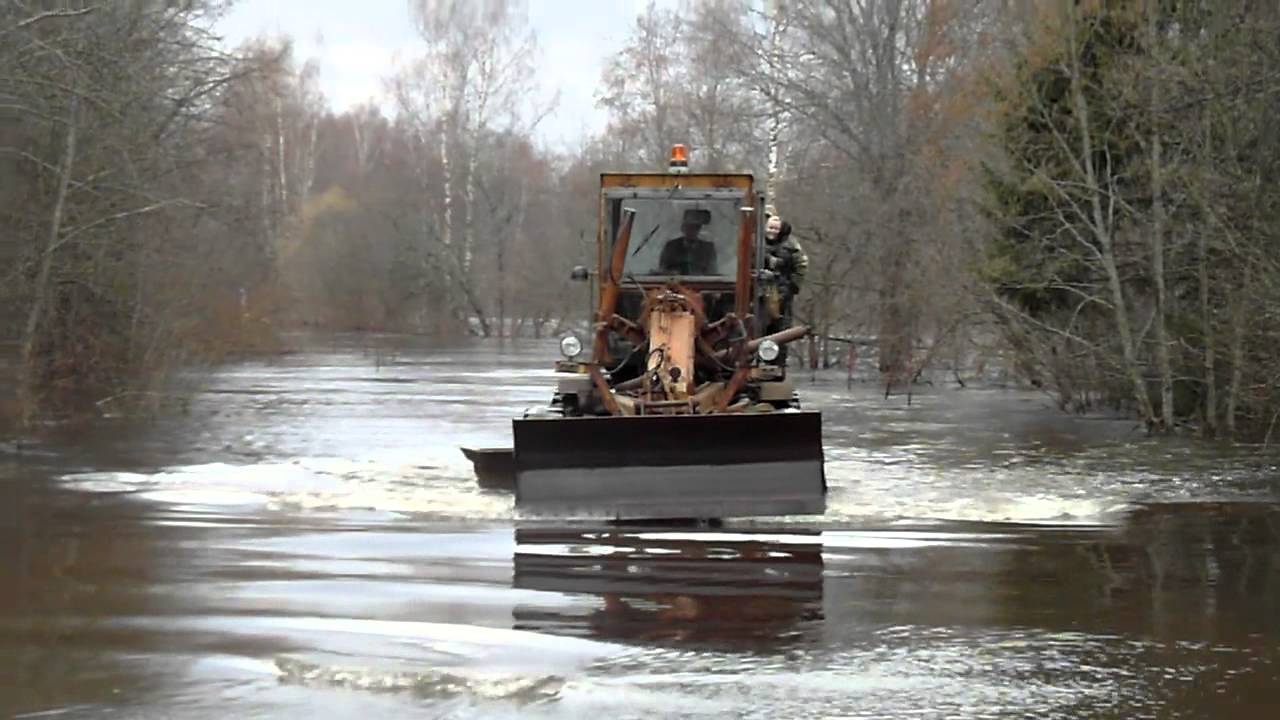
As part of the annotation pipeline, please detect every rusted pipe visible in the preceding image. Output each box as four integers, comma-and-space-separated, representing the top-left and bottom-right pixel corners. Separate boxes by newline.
713, 324, 810, 364
748, 324, 810, 352
715, 367, 751, 411
589, 366, 621, 415
613, 375, 646, 393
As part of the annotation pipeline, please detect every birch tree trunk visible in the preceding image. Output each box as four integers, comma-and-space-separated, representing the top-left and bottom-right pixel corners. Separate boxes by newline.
1148, 1, 1174, 432
1149, 111, 1173, 430
439, 126, 453, 254
299, 115, 318, 204
1198, 225, 1216, 435
275, 94, 289, 213
462, 48, 494, 278
1226, 285, 1245, 437
764, 0, 783, 204
461, 131, 477, 278
260, 124, 276, 260
1067, 5, 1154, 426
352, 119, 368, 180
18, 95, 78, 423
1197, 128, 1217, 436
499, 179, 525, 340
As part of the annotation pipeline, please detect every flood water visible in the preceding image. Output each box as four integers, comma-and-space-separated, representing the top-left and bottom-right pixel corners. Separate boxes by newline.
2, 335, 1278, 718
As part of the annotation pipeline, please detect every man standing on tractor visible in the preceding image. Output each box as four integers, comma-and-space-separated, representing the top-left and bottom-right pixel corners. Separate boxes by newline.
763, 213, 808, 363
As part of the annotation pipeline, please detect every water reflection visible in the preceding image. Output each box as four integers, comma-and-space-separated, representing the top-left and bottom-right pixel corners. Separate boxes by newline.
1090, 502, 1280, 639
4, 336, 1280, 717
817, 504, 1280, 638
512, 527, 823, 647
0, 480, 170, 717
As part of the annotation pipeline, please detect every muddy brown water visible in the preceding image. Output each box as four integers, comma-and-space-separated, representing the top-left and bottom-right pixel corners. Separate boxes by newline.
2, 334, 1278, 718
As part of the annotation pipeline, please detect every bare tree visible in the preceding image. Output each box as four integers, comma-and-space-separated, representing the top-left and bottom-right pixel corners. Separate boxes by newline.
0, 1, 305, 420
597, 1, 687, 167
737, 0, 992, 381
391, 0, 546, 336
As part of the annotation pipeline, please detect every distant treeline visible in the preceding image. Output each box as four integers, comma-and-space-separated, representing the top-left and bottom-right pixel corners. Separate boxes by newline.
4, 0, 1280, 440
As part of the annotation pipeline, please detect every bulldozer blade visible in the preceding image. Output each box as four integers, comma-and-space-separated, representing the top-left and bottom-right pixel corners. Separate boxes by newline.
461, 447, 515, 491
513, 412, 825, 519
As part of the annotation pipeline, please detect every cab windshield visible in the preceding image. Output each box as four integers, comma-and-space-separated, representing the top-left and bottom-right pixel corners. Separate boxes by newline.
610, 196, 741, 280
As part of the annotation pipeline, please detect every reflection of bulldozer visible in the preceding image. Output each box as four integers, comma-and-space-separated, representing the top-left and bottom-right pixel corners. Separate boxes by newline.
511, 527, 824, 646
470, 146, 825, 520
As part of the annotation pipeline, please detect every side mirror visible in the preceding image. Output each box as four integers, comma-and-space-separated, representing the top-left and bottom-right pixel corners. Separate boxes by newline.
570, 265, 590, 282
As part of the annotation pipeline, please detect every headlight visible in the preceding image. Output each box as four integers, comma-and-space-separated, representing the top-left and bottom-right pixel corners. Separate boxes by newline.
757, 338, 780, 362
560, 334, 583, 358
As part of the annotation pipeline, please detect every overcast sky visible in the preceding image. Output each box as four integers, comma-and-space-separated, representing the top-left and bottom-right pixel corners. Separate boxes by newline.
214, 0, 676, 151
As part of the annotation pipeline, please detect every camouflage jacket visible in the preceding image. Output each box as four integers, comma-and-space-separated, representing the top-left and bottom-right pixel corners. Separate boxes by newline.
766, 235, 808, 294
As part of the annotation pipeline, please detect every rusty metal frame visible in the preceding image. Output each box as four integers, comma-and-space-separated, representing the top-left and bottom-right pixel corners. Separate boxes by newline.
734, 197, 756, 324
587, 171, 761, 414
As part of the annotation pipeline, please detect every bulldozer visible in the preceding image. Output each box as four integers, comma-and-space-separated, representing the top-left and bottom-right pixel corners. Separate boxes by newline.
467, 146, 825, 520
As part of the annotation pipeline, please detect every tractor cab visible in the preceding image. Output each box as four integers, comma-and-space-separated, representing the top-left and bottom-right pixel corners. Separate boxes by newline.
593, 167, 771, 388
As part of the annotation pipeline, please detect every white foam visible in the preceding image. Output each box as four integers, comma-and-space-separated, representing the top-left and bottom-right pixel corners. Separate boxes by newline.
58, 457, 515, 520
117, 614, 620, 663
136, 489, 272, 507
56, 452, 1130, 526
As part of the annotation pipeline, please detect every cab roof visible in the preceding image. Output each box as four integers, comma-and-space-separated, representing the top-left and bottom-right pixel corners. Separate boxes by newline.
600, 172, 754, 192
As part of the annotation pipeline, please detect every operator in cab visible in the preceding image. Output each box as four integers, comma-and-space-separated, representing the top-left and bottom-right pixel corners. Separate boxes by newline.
659, 208, 718, 276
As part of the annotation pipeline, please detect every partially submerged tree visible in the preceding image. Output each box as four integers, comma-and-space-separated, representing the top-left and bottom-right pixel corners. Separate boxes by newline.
983, 0, 1280, 437
0, 1, 290, 420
